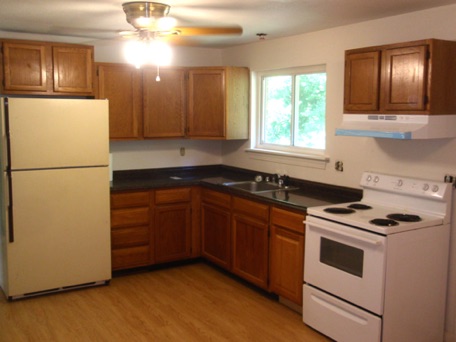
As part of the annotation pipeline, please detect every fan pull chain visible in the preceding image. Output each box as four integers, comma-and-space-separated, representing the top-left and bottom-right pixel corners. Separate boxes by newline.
156, 65, 161, 82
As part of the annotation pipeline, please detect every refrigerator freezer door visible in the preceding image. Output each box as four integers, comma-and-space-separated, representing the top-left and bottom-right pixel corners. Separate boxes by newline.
4, 167, 111, 297
6, 98, 109, 170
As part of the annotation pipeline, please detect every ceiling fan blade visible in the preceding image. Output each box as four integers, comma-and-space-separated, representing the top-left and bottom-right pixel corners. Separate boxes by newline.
172, 26, 243, 36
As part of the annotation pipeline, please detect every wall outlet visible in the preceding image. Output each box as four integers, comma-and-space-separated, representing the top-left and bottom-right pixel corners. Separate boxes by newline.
444, 174, 456, 187
335, 161, 344, 172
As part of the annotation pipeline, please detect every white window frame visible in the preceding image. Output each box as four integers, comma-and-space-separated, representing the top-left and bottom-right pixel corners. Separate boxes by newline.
248, 65, 328, 164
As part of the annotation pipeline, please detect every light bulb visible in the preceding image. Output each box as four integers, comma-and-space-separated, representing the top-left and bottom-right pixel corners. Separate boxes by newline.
148, 40, 173, 66
124, 40, 148, 68
157, 17, 177, 31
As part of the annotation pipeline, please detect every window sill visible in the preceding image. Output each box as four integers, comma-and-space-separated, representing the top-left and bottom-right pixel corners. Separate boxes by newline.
245, 148, 329, 169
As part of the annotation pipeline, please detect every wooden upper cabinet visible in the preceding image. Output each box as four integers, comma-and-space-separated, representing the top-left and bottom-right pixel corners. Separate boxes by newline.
143, 67, 186, 138
2, 41, 49, 92
95, 63, 143, 139
344, 39, 456, 115
94, 63, 249, 140
188, 67, 249, 139
344, 51, 380, 112
381, 45, 428, 112
188, 68, 225, 138
1, 39, 94, 96
52, 45, 93, 94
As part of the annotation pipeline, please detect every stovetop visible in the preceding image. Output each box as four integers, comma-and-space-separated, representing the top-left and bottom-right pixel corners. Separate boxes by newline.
307, 201, 444, 234
307, 172, 452, 235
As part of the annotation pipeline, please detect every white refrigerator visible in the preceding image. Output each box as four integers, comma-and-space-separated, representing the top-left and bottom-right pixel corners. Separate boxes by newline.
0, 97, 111, 300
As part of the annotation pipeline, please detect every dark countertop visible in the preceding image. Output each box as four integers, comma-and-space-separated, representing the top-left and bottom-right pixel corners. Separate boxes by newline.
111, 165, 362, 211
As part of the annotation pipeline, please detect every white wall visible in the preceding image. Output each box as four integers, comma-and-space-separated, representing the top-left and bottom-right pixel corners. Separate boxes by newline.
110, 139, 222, 170
221, 4, 456, 189
221, 5, 456, 341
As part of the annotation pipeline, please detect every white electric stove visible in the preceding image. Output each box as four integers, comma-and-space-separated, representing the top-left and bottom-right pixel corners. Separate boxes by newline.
303, 171, 453, 342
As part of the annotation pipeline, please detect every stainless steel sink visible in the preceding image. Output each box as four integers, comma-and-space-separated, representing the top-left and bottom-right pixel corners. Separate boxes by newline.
222, 181, 298, 193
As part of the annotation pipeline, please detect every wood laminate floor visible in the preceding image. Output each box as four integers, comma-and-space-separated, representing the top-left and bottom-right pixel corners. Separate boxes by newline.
0, 262, 330, 342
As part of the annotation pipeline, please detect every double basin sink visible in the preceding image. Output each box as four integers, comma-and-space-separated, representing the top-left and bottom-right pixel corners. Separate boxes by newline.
222, 181, 298, 193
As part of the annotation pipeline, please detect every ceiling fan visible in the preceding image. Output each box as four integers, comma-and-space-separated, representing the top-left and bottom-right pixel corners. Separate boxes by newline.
119, 1, 243, 41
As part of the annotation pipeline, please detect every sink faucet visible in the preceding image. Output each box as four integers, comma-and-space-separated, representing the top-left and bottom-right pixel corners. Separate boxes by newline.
273, 174, 290, 187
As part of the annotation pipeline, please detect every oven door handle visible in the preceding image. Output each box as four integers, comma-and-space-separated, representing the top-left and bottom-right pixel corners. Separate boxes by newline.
305, 221, 383, 247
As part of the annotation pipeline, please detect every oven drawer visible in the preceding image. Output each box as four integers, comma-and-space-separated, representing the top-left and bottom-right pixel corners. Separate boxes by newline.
303, 284, 381, 342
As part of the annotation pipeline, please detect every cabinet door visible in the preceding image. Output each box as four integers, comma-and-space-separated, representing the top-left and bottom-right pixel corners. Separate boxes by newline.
2, 41, 49, 92
344, 51, 380, 112
187, 68, 225, 138
154, 203, 192, 263
270, 226, 304, 305
143, 67, 186, 138
52, 46, 93, 94
96, 63, 143, 139
201, 202, 231, 270
381, 45, 428, 112
232, 197, 269, 289
232, 213, 269, 289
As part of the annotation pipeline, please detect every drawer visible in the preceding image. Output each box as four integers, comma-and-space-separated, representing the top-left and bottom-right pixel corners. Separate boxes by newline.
202, 188, 231, 208
232, 196, 269, 222
155, 187, 191, 204
111, 191, 150, 209
271, 207, 306, 234
111, 207, 150, 228
303, 284, 382, 342
112, 246, 150, 270
111, 226, 150, 248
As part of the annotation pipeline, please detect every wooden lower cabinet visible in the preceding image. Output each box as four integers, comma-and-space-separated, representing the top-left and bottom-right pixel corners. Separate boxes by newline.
201, 189, 231, 270
231, 196, 270, 290
111, 186, 306, 305
154, 188, 193, 263
110, 191, 152, 270
110, 187, 197, 271
269, 207, 306, 305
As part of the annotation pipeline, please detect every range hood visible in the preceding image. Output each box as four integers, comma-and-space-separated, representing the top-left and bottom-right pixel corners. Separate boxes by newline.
336, 114, 456, 139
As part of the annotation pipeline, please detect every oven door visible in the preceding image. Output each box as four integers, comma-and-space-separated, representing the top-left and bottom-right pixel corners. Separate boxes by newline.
304, 216, 387, 315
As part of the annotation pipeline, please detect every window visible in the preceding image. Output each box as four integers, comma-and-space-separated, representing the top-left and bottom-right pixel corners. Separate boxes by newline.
254, 65, 326, 157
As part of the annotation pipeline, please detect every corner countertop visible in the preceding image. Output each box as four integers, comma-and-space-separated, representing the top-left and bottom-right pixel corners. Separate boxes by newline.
110, 165, 362, 211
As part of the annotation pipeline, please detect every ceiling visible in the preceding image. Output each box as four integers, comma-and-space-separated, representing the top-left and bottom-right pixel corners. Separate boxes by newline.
1, 0, 456, 48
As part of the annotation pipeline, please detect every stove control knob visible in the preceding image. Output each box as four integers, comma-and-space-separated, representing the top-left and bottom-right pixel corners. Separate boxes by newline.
374, 176, 379, 183
423, 183, 430, 191
432, 185, 439, 193
366, 175, 372, 182
397, 179, 403, 187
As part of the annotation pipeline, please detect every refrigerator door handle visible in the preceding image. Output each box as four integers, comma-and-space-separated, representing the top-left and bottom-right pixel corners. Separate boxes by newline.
4, 105, 14, 243
7, 172, 14, 243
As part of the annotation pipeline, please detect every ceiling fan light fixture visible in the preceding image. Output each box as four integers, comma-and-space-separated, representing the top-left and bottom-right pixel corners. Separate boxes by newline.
122, 1, 171, 29
123, 38, 173, 69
